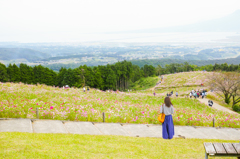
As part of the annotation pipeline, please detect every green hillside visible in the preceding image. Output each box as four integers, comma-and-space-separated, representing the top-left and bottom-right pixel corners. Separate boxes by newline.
130, 77, 159, 90
0, 82, 239, 128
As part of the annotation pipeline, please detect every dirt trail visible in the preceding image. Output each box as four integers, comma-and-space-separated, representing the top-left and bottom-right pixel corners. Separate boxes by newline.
197, 98, 239, 115
149, 78, 163, 91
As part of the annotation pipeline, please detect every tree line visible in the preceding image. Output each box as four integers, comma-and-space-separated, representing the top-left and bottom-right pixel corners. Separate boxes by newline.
0, 61, 155, 91
0, 61, 240, 91
156, 62, 240, 75
131, 55, 240, 68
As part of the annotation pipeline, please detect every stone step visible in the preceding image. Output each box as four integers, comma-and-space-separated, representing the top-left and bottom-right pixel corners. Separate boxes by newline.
0, 119, 32, 133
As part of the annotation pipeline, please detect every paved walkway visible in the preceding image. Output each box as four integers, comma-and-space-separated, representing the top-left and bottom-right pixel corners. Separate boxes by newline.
197, 98, 239, 115
0, 118, 240, 140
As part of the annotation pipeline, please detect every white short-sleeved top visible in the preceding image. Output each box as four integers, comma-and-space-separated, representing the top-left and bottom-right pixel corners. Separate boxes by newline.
160, 104, 174, 115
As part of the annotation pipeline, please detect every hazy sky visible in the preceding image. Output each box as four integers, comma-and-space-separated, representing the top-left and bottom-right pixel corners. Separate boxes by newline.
1, 0, 240, 42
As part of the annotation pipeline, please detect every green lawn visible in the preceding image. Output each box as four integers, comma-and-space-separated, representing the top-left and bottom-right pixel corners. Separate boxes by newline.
0, 132, 238, 159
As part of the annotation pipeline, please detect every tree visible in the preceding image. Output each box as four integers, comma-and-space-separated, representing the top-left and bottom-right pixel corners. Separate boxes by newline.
231, 77, 240, 107
0, 63, 8, 82
143, 64, 156, 77
7, 64, 14, 82
62, 68, 75, 87
93, 68, 103, 89
156, 64, 162, 76
19, 63, 33, 84
71, 68, 83, 88
56, 67, 67, 87
106, 68, 116, 90
12, 64, 21, 82
84, 66, 95, 88
206, 72, 240, 107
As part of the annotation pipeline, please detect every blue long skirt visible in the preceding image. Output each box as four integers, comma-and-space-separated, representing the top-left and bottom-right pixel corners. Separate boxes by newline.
162, 115, 174, 139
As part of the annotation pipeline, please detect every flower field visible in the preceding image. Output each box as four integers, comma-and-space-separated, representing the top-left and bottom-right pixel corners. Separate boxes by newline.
0, 82, 240, 128
157, 71, 211, 88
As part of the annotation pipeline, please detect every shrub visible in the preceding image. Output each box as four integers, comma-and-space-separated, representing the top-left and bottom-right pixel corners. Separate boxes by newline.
233, 105, 240, 112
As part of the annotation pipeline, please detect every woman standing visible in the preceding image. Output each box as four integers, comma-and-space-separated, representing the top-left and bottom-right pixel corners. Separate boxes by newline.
160, 97, 174, 139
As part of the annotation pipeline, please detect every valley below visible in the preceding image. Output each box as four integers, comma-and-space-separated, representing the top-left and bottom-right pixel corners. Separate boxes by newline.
1, 32, 240, 71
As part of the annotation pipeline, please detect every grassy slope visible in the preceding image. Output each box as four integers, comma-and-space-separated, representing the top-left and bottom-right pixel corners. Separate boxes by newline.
158, 71, 210, 88
130, 77, 159, 90
0, 132, 238, 159
144, 71, 210, 96
154, 71, 239, 112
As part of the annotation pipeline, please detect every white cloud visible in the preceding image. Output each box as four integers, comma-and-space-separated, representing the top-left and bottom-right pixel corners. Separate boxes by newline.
0, 0, 240, 42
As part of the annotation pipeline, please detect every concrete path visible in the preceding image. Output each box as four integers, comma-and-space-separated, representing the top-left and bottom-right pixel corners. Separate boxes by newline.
197, 98, 239, 115
0, 118, 240, 140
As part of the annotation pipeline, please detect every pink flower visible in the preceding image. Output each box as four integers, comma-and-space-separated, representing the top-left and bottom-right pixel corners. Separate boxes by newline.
36, 103, 38, 105
50, 106, 53, 110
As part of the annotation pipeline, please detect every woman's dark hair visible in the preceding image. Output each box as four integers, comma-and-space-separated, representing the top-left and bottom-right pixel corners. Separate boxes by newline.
164, 97, 172, 107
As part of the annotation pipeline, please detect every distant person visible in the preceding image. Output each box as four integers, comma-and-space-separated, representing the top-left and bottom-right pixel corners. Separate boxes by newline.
87, 87, 90, 91
160, 97, 174, 139
171, 90, 173, 95
194, 92, 197, 99
176, 91, 178, 97
208, 100, 213, 107
189, 92, 192, 98
83, 87, 86, 92
202, 92, 205, 99
192, 89, 195, 94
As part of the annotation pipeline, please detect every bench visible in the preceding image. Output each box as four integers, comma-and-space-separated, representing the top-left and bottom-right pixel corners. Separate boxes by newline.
204, 143, 240, 159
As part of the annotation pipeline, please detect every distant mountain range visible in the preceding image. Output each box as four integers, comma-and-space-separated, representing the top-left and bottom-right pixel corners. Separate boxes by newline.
117, 10, 240, 33
131, 55, 240, 68
0, 48, 50, 62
